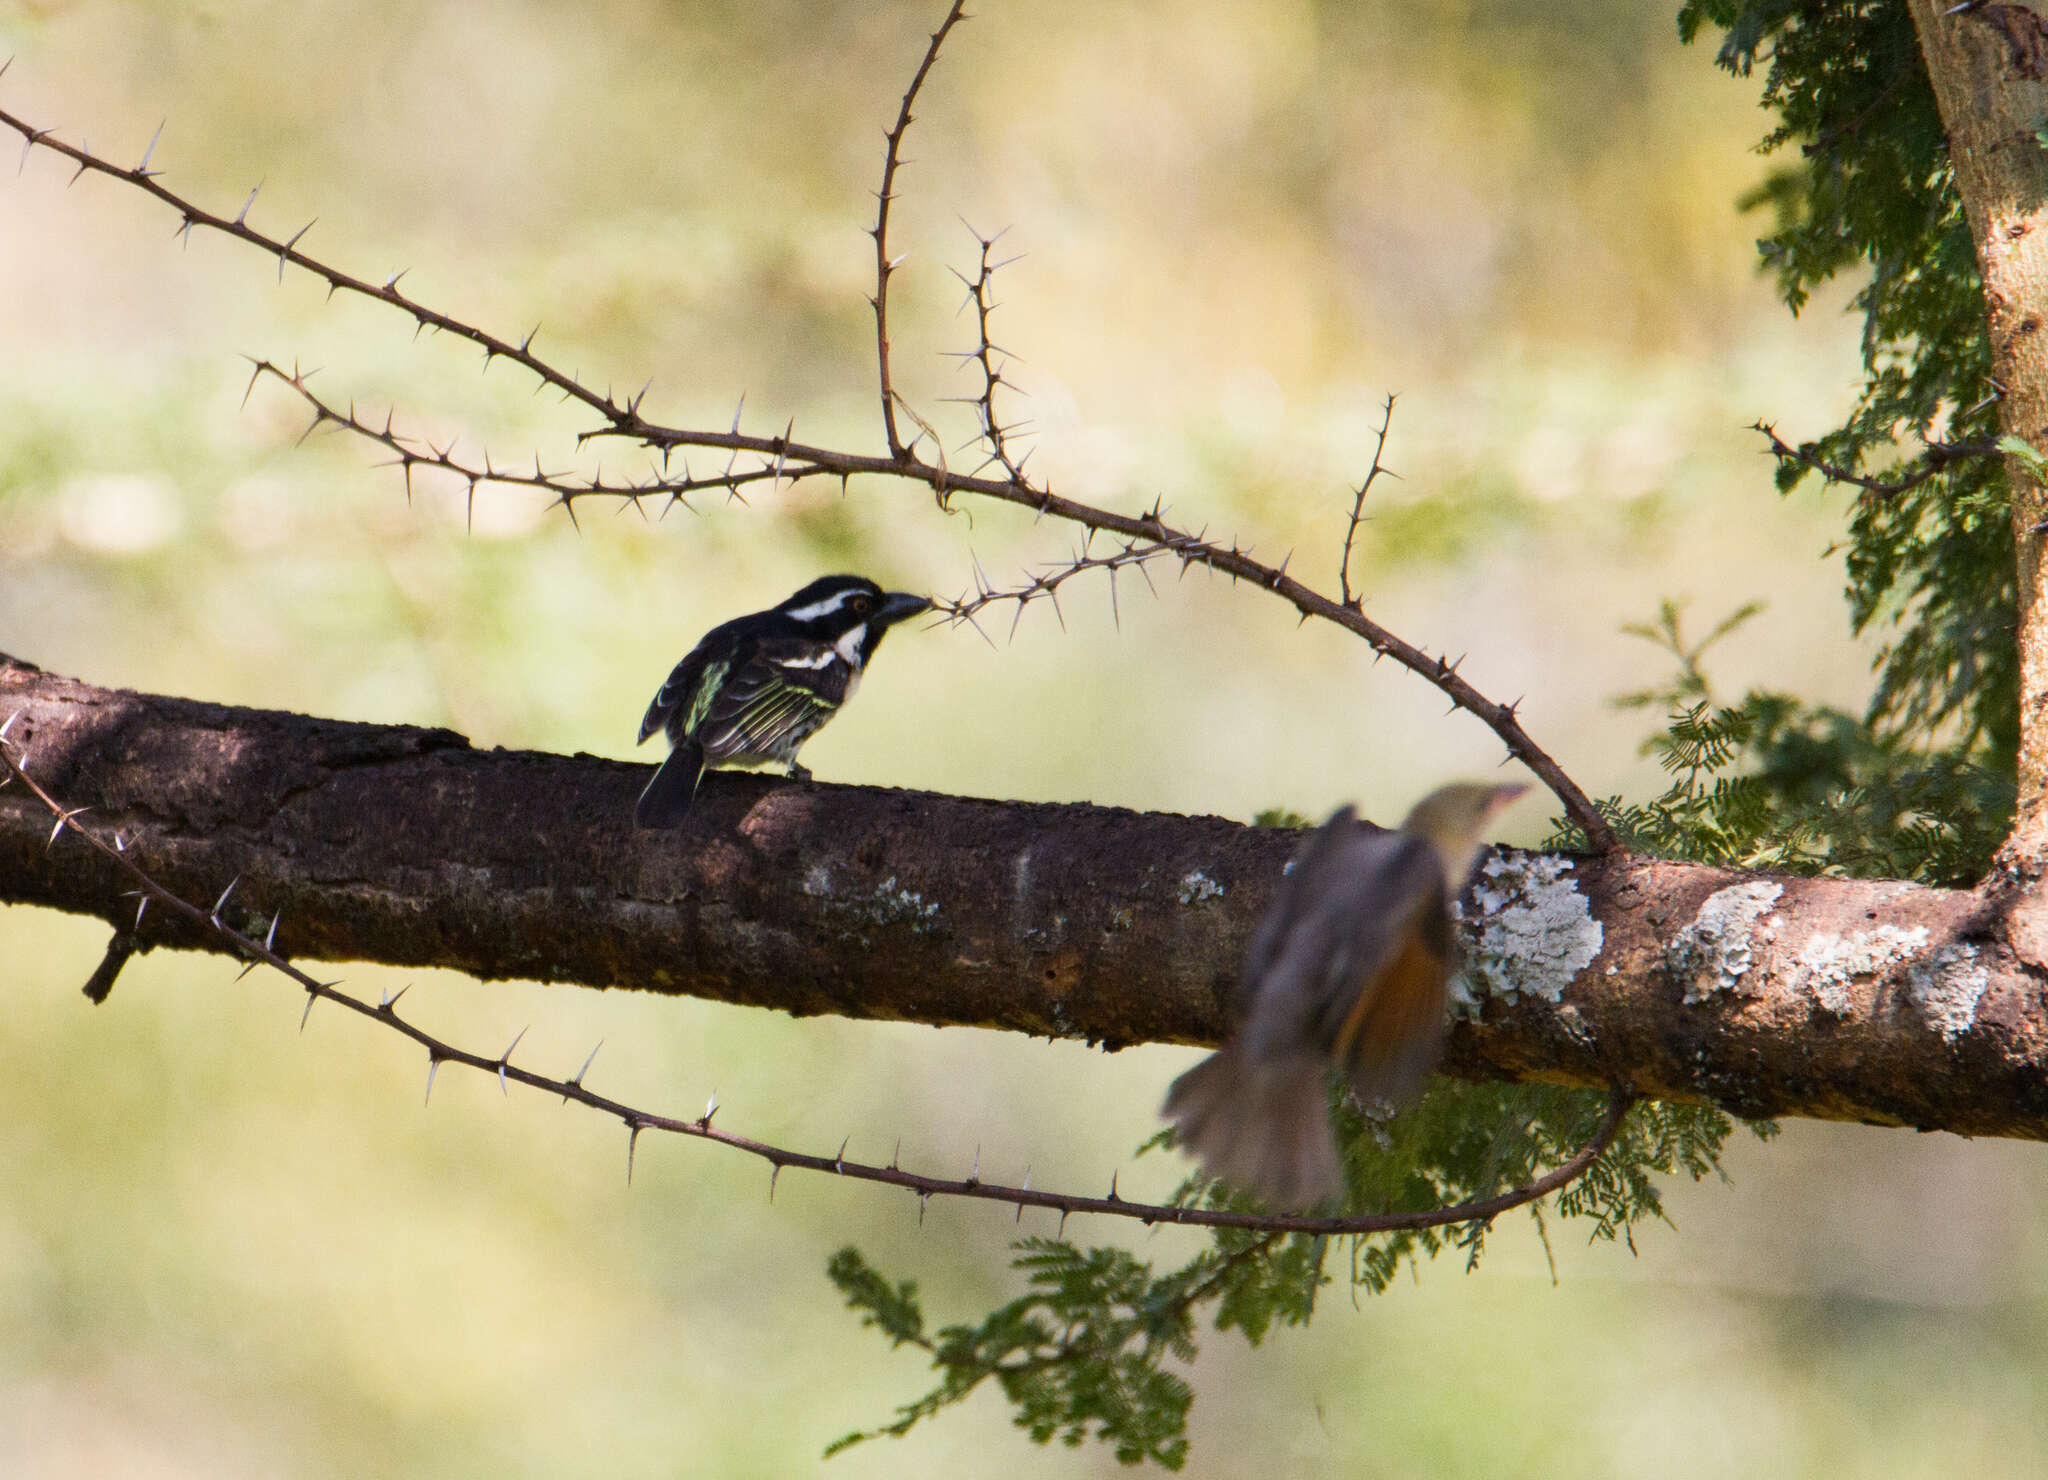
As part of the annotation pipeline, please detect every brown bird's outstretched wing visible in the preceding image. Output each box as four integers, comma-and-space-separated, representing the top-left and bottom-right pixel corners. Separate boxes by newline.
1163, 805, 1455, 1209
1240, 811, 1450, 1099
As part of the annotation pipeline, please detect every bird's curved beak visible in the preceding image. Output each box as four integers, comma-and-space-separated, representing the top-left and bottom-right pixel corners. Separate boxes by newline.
878, 591, 935, 627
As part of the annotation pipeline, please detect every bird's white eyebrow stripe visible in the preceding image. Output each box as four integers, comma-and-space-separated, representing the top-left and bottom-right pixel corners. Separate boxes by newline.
783, 591, 857, 622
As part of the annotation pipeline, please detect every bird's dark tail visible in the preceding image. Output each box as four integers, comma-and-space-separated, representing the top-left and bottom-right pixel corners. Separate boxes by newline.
1161, 1046, 1341, 1211
635, 740, 705, 828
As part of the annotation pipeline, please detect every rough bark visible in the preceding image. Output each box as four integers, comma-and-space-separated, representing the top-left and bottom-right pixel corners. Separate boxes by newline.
4, 653, 2047, 1137
1912, 2, 2048, 876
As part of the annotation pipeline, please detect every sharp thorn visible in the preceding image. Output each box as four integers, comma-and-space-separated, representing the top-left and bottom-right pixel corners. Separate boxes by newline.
136, 118, 165, 175
498, 1025, 529, 1094
567, 1039, 604, 1096
278, 220, 315, 282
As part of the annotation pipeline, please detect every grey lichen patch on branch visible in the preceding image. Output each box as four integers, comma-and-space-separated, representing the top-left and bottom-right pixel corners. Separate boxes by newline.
868, 875, 940, 931
1794, 924, 1929, 1017
1450, 852, 1604, 1014
1177, 870, 1225, 906
795, 865, 940, 935
1668, 881, 1783, 1004
1905, 942, 1990, 1042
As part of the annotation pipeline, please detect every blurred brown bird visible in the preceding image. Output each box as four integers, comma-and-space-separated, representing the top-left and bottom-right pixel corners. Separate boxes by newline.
1162, 782, 1528, 1210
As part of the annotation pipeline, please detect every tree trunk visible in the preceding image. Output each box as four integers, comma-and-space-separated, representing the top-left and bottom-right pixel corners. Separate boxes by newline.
5, 653, 2047, 1138
1912, 2, 2048, 887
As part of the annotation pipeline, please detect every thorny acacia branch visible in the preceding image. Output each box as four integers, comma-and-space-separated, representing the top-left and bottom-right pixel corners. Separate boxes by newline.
1755, 419, 2001, 497
0, 721, 1634, 1237
0, 94, 636, 430
872, 0, 971, 460
0, 13, 1615, 851
1340, 393, 1399, 608
245, 359, 836, 529
947, 225, 1032, 485
936, 533, 1185, 638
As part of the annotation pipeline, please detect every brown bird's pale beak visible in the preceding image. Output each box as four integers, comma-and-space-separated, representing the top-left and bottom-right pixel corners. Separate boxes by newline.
1489, 782, 1531, 814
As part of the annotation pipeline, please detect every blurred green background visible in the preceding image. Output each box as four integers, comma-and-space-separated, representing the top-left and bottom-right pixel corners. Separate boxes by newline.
4, 0, 2046, 1474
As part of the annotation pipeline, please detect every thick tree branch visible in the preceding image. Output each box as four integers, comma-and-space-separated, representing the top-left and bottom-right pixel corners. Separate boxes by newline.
6, 655, 2046, 1139
4, 721, 1639, 1233
15, 733, 1651, 1231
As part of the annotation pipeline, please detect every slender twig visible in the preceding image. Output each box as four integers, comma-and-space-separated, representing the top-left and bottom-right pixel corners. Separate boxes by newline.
1756, 420, 1998, 497
0, 103, 634, 434
872, 0, 970, 459
249, 359, 832, 518
936, 533, 1180, 637
0, 729, 1633, 1237
1339, 394, 1399, 609
947, 224, 1031, 484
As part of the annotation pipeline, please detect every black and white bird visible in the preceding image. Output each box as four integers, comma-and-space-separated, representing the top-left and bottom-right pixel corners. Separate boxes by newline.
633, 574, 933, 827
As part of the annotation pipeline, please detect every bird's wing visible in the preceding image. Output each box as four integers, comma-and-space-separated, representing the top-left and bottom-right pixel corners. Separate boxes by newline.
1236, 822, 1446, 1068
638, 636, 723, 746
1326, 882, 1453, 1107
1239, 805, 1365, 1005
693, 637, 851, 760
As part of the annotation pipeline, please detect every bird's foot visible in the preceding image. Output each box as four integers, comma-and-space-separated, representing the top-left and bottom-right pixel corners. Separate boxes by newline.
788, 762, 813, 784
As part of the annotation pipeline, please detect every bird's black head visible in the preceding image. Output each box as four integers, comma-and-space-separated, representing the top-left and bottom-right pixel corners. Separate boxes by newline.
773, 574, 932, 664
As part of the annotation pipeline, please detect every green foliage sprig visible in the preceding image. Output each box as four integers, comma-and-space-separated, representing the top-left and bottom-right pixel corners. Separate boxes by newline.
1561, 600, 2014, 885
1679, 0, 2017, 768
828, 1084, 1740, 1469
